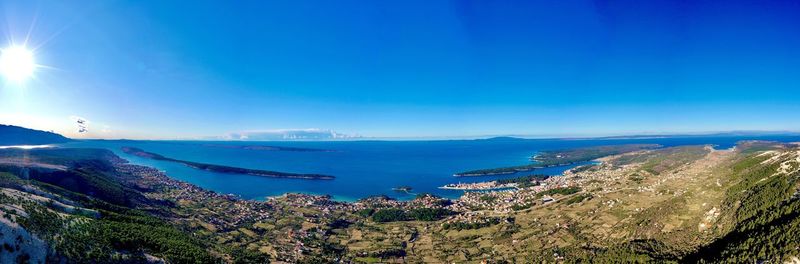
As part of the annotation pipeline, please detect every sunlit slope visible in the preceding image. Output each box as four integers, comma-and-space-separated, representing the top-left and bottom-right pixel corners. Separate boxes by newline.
3, 142, 800, 263
0, 149, 215, 263
339, 142, 800, 263
688, 142, 800, 262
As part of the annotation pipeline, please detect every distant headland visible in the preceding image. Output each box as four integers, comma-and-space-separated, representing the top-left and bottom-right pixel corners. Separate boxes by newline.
0, 124, 71, 146
454, 144, 660, 176
121, 146, 335, 180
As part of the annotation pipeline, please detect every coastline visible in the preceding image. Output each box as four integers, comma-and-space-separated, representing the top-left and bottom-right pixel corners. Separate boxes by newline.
50, 139, 767, 202
121, 146, 335, 180
438, 185, 517, 191
453, 163, 571, 177
454, 144, 660, 177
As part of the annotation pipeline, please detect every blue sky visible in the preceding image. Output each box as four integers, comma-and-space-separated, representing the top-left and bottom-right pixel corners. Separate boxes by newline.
1, 0, 799, 139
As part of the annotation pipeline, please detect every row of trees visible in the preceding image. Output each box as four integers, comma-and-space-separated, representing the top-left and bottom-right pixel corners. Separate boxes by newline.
536, 186, 581, 198
371, 208, 454, 222
442, 217, 504, 231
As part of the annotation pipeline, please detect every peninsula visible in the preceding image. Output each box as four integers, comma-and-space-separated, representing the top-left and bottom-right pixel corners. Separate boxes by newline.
121, 146, 335, 180
454, 144, 660, 176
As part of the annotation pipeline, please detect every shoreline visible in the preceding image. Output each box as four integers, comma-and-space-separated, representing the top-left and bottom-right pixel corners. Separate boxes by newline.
454, 144, 660, 177
438, 180, 519, 191
453, 163, 569, 177
121, 146, 335, 180
438, 186, 518, 191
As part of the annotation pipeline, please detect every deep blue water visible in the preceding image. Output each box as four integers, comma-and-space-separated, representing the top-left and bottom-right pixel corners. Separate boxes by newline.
60, 135, 800, 201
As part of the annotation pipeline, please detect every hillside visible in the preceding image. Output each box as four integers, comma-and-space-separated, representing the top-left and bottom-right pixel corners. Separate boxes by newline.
335, 142, 800, 262
0, 124, 71, 146
455, 144, 661, 176
121, 146, 335, 180
1, 142, 799, 262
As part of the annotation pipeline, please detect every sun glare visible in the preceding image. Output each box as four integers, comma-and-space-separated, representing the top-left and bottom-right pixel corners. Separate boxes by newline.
0, 45, 36, 82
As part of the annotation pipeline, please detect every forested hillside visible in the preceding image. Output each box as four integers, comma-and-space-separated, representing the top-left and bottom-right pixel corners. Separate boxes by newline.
0, 124, 71, 145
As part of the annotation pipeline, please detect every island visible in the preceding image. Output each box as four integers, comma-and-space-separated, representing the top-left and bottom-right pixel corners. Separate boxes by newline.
391, 186, 413, 193
121, 146, 335, 180
454, 144, 660, 176
202, 144, 335, 152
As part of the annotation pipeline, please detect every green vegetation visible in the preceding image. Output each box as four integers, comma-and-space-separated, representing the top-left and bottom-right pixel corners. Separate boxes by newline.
564, 193, 592, 205
510, 203, 533, 211
356, 208, 375, 218
0, 171, 25, 187
736, 140, 785, 154
407, 208, 454, 221
59, 214, 215, 263
570, 164, 599, 173
558, 239, 681, 262
121, 146, 335, 180
629, 173, 645, 183
28, 163, 144, 207
536, 186, 581, 198
371, 208, 454, 222
371, 208, 407, 222
229, 247, 271, 263
479, 195, 497, 203
442, 217, 505, 230
0, 148, 251, 263
16, 203, 64, 240
532, 144, 661, 165
610, 146, 710, 176
497, 174, 549, 187
456, 144, 659, 176
639, 146, 710, 175
686, 153, 800, 263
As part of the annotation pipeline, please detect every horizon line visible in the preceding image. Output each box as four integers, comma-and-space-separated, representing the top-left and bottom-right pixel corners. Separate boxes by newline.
76, 130, 800, 142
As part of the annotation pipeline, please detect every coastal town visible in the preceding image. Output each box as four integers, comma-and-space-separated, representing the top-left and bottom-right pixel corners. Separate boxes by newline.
3, 0, 798, 262
438, 180, 517, 191
93, 143, 754, 263
105, 144, 613, 262
122, 148, 607, 216
3, 134, 798, 263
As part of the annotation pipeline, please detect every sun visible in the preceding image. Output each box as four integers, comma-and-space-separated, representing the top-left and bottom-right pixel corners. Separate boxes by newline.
0, 45, 36, 82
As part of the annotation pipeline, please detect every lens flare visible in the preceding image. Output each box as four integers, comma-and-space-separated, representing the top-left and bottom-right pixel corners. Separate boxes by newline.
0, 46, 36, 82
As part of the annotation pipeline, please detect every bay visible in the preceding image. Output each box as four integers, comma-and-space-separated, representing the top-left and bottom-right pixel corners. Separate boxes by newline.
60, 134, 800, 201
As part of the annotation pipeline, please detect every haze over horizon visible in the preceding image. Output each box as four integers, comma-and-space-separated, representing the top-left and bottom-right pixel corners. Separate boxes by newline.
2, 0, 799, 139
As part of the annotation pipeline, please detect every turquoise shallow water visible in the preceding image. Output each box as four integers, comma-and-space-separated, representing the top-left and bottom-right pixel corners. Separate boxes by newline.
60, 135, 800, 201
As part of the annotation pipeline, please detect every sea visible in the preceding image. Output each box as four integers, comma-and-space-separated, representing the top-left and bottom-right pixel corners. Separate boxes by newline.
59, 134, 800, 201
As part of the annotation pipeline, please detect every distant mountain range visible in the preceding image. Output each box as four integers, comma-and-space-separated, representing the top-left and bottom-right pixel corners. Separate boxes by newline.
478, 136, 531, 141
0, 124, 71, 145
221, 129, 360, 141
